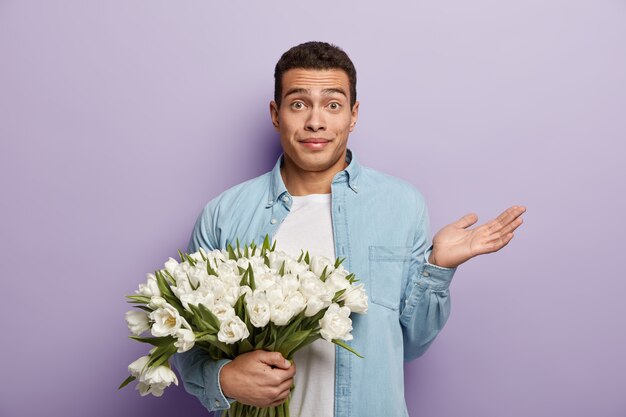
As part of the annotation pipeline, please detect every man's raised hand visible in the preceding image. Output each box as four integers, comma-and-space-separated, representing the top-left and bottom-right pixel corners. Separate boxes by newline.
428, 205, 526, 269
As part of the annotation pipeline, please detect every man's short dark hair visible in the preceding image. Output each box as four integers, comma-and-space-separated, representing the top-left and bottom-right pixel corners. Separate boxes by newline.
274, 41, 357, 109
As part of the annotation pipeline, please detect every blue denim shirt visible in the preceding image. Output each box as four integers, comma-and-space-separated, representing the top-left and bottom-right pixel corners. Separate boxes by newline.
172, 149, 455, 417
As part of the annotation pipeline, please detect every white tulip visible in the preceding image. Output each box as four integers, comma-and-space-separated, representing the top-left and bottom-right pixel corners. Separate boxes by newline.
285, 291, 306, 315
148, 295, 167, 309
340, 283, 369, 314
211, 302, 236, 324
304, 296, 326, 317
150, 304, 184, 337
267, 250, 288, 271
217, 315, 250, 343
319, 303, 353, 342
279, 273, 300, 295
164, 257, 179, 274
179, 291, 215, 312
125, 310, 150, 335
270, 301, 295, 326
128, 355, 150, 379
255, 272, 277, 291
299, 273, 332, 301
246, 293, 271, 328
309, 255, 335, 277
139, 365, 178, 396
174, 328, 196, 352
285, 258, 308, 276
137, 274, 160, 297
325, 271, 351, 294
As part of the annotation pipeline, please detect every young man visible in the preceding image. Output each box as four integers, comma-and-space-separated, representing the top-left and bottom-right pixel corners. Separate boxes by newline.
173, 41, 525, 417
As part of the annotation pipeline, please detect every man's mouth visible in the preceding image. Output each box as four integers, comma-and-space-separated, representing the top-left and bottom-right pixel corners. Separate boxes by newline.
299, 138, 331, 149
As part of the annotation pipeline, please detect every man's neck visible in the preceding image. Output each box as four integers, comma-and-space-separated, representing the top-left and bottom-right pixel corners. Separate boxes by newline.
280, 154, 348, 196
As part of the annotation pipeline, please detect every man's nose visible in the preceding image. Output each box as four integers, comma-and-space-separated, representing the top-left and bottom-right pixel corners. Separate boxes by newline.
305, 107, 326, 131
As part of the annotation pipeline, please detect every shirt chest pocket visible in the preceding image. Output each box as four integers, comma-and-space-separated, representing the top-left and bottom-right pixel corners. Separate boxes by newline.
368, 246, 412, 311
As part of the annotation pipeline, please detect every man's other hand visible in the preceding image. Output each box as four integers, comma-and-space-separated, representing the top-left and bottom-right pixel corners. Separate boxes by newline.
428, 205, 526, 269
220, 350, 296, 407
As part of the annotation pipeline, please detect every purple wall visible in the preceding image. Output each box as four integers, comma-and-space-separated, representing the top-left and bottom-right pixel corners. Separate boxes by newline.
1, 1, 625, 416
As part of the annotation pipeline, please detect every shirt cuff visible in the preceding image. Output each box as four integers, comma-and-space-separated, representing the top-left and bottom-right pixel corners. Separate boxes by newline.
202, 358, 233, 410
421, 246, 456, 290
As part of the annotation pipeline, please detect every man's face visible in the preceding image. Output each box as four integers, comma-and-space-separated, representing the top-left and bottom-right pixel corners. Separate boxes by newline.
270, 68, 359, 175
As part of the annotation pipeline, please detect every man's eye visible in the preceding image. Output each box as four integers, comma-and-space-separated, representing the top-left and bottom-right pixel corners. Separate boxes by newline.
291, 102, 305, 110
328, 102, 341, 110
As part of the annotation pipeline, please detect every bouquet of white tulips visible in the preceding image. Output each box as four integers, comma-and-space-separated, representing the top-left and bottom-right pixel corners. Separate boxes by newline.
120, 236, 368, 417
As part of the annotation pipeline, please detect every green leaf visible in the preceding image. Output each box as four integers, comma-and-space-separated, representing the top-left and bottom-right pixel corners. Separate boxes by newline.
185, 254, 197, 267
239, 267, 249, 287
118, 375, 136, 390
261, 234, 271, 256
236, 238, 241, 257
333, 339, 364, 358
147, 343, 177, 368
332, 289, 347, 303
227, 243, 237, 260
280, 329, 312, 358
129, 335, 175, 347
279, 261, 285, 277
244, 245, 249, 258
334, 257, 346, 268
178, 249, 185, 262
270, 239, 277, 252
206, 261, 217, 276
319, 265, 329, 282
304, 251, 310, 265
195, 333, 232, 357
154, 270, 185, 314
162, 269, 176, 285
197, 304, 221, 332
248, 264, 256, 291
264, 254, 270, 268
126, 295, 151, 304
254, 327, 269, 348
239, 338, 254, 355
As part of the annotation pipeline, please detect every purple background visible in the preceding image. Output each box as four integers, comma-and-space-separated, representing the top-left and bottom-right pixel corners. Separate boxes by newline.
1, 1, 625, 416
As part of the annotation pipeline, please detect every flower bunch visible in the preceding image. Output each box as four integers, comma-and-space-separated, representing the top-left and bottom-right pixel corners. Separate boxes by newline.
120, 236, 367, 416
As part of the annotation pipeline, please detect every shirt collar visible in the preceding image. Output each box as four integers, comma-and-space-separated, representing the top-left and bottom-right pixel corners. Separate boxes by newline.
267, 148, 361, 207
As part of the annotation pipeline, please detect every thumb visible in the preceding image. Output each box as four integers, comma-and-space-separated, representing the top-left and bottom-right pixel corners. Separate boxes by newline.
455, 213, 478, 229
259, 351, 291, 369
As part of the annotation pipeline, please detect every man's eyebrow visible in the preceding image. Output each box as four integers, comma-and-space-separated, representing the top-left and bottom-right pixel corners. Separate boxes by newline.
284, 87, 347, 98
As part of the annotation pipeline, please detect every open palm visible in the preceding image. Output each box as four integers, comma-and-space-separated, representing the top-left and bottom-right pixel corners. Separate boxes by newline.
428, 206, 526, 269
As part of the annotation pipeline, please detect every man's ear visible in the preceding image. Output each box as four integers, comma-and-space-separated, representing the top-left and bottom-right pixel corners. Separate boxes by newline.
349, 101, 360, 131
270, 101, 280, 131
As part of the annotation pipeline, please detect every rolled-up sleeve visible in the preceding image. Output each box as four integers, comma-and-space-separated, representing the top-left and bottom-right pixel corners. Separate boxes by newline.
399, 190, 456, 361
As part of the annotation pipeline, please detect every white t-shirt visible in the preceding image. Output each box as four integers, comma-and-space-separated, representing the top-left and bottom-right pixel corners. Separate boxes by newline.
273, 193, 335, 417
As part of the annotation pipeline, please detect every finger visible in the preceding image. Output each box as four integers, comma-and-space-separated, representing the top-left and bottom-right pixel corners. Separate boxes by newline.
484, 232, 515, 253
500, 216, 523, 236
455, 213, 478, 229
272, 364, 296, 382
259, 351, 291, 370
268, 390, 291, 407
487, 206, 526, 232
275, 377, 294, 393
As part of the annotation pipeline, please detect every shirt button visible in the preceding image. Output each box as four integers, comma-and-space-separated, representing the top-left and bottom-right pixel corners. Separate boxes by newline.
282, 196, 289, 202
270, 218, 277, 224
422, 271, 430, 277
268, 200, 274, 205
214, 399, 220, 407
